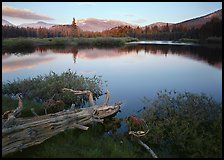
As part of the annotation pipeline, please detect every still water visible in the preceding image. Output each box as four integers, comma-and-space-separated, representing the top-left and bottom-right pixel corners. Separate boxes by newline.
2, 42, 222, 119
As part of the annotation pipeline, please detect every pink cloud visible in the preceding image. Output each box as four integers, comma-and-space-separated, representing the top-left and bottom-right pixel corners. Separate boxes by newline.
2, 5, 54, 20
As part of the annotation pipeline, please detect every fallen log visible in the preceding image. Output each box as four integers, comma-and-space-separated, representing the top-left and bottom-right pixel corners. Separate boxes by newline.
2, 89, 122, 157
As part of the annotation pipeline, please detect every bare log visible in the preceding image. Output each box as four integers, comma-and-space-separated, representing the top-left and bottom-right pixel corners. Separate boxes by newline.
2, 103, 121, 157
2, 89, 122, 157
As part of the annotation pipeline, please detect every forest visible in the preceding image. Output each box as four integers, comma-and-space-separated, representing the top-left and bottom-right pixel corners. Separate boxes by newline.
2, 17, 222, 43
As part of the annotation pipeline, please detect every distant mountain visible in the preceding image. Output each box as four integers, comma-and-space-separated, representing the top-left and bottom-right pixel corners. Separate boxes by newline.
3, 9, 222, 32
145, 22, 173, 28
142, 9, 222, 31
18, 21, 57, 29
174, 9, 222, 29
2, 19, 14, 26
76, 18, 138, 32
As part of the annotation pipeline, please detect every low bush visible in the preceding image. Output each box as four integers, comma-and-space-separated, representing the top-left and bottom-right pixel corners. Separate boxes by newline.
2, 70, 103, 109
141, 90, 222, 158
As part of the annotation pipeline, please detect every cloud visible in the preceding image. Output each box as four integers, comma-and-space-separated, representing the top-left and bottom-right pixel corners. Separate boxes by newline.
2, 5, 54, 20
131, 18, 147, 24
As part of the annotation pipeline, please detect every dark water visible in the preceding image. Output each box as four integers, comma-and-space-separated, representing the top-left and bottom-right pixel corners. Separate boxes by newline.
2, 42, 222, 121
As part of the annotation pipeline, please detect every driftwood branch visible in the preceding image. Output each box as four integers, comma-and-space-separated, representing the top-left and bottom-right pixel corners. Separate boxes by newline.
2, 96, 23, 128
62, 88, 95, 106
137, 139, 158, 158
13, 95, 23, 118
128, 122, 149, 137
103, 89, 110, 106
126, 116, 157, 158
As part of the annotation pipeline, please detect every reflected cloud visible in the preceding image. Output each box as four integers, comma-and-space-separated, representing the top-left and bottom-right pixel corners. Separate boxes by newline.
3, 44, 221, 74
2, 55, 55, 72
77, 48, 133, 60
2, 53, 12, 60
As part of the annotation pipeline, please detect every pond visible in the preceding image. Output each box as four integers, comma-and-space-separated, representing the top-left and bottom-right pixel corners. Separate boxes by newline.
2, 41, 222, 124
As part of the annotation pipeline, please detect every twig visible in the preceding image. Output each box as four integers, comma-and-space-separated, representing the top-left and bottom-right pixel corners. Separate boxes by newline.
31, 108, 39, 117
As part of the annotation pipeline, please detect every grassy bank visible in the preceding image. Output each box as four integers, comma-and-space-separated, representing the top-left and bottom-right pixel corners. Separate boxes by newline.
176, 37, 222, 45
2, 37, 138, 52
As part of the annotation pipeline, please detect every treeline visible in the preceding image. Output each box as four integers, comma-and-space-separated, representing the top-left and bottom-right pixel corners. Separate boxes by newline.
2, 17, 222, 41
2, 26, 75, 38
103, 17, 222, 41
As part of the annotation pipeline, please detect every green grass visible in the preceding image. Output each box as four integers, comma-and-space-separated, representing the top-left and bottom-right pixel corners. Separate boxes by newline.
2, 37, 139, 53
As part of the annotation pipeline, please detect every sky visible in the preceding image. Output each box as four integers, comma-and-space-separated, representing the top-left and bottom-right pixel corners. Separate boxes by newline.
2, 2, 222, 26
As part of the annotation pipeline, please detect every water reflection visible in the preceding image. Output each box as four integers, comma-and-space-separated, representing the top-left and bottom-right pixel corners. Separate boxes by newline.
33, 44, 222, 69
2, 44, 222, 77
36, 47, 79, 63
2, 44, 222, 106
2, 43, 222, 135
2, 55, 55, 73
119, 44, 222, 69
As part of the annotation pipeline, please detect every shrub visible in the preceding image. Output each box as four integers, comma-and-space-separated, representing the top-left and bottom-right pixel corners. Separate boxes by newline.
141, 90, 222, 158
2, 70, 103, 108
